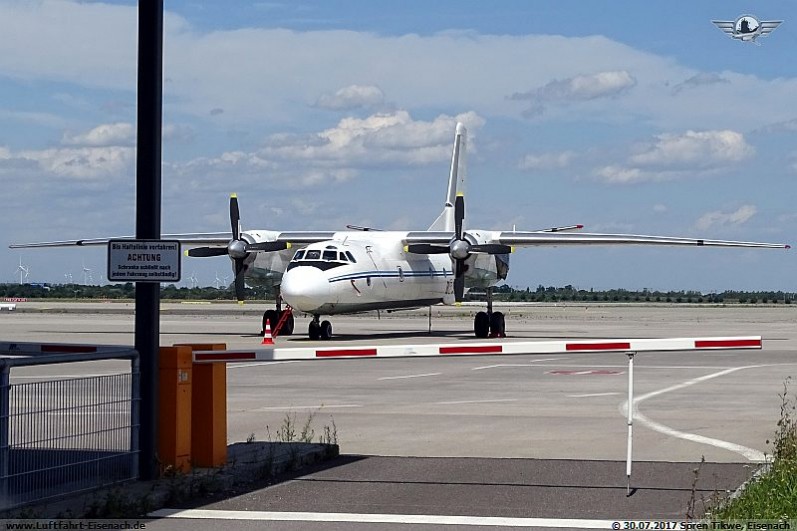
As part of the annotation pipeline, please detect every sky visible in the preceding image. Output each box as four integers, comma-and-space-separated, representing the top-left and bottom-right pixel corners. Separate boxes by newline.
1, 0, 795, 292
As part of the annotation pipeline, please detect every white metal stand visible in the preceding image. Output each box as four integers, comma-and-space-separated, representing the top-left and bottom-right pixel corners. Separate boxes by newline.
626, 351, 635, 496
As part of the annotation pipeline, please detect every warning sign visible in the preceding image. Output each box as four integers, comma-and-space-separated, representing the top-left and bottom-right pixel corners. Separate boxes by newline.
108, 239, 181, 283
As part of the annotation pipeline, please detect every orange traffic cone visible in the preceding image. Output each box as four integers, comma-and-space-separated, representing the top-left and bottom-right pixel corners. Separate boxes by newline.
261, 319, 275, 345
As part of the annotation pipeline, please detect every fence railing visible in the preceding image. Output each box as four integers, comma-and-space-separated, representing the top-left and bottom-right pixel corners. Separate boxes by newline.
0, 344, 139, 510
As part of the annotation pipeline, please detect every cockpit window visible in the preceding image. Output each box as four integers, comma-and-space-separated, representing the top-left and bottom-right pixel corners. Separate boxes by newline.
339, 252, 348, 262
345, 251, 357, 263
293, 250, 305, 260
322, 250, 337, 261
305, 250, 321, 260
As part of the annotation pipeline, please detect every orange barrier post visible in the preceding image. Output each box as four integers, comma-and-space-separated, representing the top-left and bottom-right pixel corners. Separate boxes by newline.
174, 343, 228, 467
158, 346, 193, 473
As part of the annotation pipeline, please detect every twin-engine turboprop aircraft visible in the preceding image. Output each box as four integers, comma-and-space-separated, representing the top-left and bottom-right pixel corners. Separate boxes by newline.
10, 123, 790, 340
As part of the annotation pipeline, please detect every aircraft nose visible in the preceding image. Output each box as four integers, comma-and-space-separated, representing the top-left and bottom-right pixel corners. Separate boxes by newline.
281, 266, 330, 313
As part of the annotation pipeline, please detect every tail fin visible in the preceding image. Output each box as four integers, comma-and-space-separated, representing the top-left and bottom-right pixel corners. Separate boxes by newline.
428, 123, 467, 231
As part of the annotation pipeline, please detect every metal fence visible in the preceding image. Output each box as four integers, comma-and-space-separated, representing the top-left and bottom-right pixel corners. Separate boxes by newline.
0, 345, 139, 510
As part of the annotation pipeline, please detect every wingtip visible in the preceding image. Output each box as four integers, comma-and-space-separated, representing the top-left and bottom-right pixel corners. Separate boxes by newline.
786, 245, 791, 250
230, 192, 238, 199
576, 224, 584, 229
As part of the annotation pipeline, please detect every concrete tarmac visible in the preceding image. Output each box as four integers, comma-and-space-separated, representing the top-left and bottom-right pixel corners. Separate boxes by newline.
1, 302, 795, 526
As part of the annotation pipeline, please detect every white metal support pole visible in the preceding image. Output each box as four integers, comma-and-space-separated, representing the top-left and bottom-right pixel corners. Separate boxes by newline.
626, 351, 635, 496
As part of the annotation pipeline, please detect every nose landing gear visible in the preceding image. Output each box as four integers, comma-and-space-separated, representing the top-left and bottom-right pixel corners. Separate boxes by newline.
309, 315, 333, 340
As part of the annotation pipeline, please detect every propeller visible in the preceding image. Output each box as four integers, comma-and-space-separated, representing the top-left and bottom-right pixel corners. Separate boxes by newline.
186, 194, 290, 302
405, 193, 513, 302
451, 194, 468, 302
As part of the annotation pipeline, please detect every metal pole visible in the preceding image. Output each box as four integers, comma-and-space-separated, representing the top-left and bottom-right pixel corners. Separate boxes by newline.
626, 351, 635, 496
428, 306, 432, 334
135, 0, 163, 481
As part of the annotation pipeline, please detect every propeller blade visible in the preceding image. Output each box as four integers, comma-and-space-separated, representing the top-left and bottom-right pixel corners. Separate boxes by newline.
246, 241, 290, 252
470, 244, 513, 254
454, 194, 464, 240
405, 244, 450, 254
187, 247, 228, 257
230, 194, 240, 241
454, 267, 465, 302
233, 259, 246, 302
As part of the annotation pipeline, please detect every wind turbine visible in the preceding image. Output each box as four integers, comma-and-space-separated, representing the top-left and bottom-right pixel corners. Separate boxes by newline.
82, 260, 93, 285
189, 271, 199, 288
214, 272, 222, 290
16, 257, 29, 285
64, 272, 73, 284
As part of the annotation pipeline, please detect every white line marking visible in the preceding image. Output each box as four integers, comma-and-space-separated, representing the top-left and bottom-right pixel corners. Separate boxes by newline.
151, 508, 615, 528
620, 365, 766, 462
471, 364, 528, 371
568, 392, 621, 398
436, 398, 519, 405
250, 404, 363, 411
379, 372, 442, 381
471, 358, 568, 371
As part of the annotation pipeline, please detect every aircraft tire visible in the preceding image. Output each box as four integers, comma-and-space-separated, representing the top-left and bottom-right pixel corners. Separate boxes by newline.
281, 310, 295, 336
262, 310, 279, 335
320, 320, 333, 340
474, 311, 490, 338
490, 311, 505, 337
309, 321, 321, 340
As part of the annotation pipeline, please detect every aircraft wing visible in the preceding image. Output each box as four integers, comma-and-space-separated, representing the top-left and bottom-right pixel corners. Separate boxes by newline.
9, 232, 233, 249
495, 231, 790, 249
9, 230, 343, 250
275, 231, 338, 244
402, 225, 583, 245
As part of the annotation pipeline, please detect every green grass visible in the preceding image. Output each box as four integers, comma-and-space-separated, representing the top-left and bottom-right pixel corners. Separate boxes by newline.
708, 379, 797, 519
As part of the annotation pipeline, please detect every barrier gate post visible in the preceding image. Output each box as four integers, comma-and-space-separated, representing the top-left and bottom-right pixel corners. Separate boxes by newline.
175, 343, 228, 467
626, 351, 635, 496
158, 346, 192, 473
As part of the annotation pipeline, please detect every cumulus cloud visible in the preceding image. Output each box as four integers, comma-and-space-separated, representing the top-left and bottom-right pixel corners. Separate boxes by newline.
671, 73, 730, 95
62, 122, 134, 147
695, 205, 757, 231
259, 110, 484, 166
518, 151, 575, 170
509, 70, 636, 115
173, 110, 484, 188
0, 122, 139, 181
22, 146, 134, 180
314, 84, 385, 110
596, 130, 754, 184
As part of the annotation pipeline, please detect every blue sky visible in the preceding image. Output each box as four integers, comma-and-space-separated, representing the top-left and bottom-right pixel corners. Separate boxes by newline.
1, 0, 795, 291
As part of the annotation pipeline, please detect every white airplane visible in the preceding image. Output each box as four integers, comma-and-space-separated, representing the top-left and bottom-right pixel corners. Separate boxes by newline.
10, 123, 790, 340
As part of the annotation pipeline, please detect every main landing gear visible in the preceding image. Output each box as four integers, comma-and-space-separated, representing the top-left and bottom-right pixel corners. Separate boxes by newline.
261, 293, 294, 337
308, 315, 333, 340
473, 287, 505, 339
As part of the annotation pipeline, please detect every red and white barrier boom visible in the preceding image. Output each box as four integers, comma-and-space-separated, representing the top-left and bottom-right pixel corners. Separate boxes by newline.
193, 335, 763, 496
191, 336, 762, 363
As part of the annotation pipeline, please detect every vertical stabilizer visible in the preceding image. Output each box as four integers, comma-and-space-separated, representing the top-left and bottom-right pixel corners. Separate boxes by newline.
428, 123, 467, 231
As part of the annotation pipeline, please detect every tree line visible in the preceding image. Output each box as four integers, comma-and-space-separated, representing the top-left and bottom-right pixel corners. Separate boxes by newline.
0, 282, 794, 304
